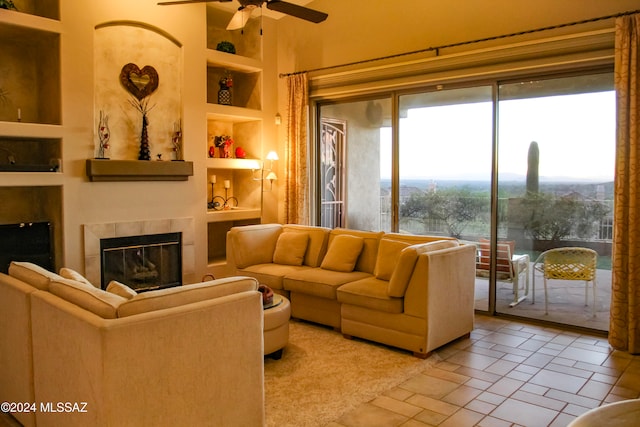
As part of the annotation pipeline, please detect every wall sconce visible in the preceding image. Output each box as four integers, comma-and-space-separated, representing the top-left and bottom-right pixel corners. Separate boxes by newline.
253, 150, 279, 191
264, 171, 277, 190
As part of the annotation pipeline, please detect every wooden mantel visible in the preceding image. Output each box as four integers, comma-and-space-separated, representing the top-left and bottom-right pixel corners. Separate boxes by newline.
86, 159, 194, 182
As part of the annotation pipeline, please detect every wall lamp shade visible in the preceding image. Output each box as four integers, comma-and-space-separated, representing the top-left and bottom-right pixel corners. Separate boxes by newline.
265, 171, 277, 182
266, 151, 279, 161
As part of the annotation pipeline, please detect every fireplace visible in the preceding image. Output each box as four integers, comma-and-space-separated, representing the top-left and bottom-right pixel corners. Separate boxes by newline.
100, 232, 182, 292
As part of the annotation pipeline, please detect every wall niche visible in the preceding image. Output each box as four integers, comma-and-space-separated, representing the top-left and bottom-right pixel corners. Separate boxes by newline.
94, 22, 182, 161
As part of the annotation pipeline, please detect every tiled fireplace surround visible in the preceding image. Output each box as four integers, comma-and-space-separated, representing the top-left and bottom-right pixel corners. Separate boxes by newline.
83, 218, 195, 288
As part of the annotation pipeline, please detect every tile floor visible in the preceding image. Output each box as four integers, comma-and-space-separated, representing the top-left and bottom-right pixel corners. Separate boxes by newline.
328, 315, 640, 427
2, 315, 637, 427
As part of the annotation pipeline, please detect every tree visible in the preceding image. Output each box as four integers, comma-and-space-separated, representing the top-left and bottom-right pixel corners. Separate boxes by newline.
512, 192, 609, 241
401, 187, 488, 238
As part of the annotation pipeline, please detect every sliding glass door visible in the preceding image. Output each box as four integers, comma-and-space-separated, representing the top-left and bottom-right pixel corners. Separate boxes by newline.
397, 87, 494, 311
495, 72, 614, 330
314, 69, 615, 331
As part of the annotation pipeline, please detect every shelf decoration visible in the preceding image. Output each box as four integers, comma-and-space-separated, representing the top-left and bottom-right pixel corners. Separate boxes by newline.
208, 178, 238, 211
213, 135, 234, 158
97, 110, 110, 159
172, 120, 182, 161
216, 41, 236, 54
0, 0, 17, 10
120, 63, 159, 161
218, 71, 233, 106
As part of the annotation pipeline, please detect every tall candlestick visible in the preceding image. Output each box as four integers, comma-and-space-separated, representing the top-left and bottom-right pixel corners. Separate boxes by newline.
224, 180, 231, 189
211, 175, 216, 184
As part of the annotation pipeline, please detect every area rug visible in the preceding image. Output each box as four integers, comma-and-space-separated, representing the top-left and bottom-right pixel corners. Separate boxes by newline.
264, 320, 440, 427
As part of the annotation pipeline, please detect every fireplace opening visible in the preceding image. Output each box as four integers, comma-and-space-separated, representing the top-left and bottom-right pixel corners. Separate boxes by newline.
100, 232, 182, 292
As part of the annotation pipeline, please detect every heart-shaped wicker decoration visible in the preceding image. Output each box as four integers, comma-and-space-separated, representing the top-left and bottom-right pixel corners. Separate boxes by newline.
119, 63, 159, 100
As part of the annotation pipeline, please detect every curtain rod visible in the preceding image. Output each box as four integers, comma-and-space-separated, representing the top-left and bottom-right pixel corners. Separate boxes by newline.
279, 9, 639, 78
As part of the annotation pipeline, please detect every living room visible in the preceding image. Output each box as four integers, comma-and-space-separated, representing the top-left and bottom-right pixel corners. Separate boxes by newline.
1, 0, 640, 426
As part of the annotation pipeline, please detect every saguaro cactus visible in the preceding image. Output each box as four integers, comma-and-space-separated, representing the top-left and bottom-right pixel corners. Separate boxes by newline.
526, 141, 539, 194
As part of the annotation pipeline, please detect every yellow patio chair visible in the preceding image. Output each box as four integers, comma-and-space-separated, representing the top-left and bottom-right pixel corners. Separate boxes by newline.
532, 247, 597, 317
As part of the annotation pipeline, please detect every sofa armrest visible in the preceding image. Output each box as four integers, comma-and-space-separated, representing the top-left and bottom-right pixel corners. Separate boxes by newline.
226, 223, 283, 270
30, 289, 265, 427
404, 244, 476, 350
0, 274, 38, 427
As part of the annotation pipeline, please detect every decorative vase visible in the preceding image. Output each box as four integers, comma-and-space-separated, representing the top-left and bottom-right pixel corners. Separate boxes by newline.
218, 88, 231, 106
97, 110, 110, 159
138, 114, 151, 160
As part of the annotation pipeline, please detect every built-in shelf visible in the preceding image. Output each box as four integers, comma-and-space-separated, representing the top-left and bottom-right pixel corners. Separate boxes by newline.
206, 158, 262, 170
206, 49, 262, 73
206, 104, 262, 122
206, 208, 261, 222
86, 159, 194, 182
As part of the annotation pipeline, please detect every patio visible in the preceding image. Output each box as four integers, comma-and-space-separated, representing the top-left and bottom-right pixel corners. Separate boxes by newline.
474, 266, 611, 332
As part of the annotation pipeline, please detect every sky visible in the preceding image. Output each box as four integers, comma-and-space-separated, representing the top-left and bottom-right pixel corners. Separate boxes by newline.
380, 90, 616, 182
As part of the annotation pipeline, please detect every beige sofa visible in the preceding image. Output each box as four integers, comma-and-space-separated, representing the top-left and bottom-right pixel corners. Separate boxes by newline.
0, 262, 265, 427
226, 224, 476, 358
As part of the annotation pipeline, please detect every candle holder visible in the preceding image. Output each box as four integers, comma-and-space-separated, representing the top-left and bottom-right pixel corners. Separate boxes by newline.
207, 184, 238, 211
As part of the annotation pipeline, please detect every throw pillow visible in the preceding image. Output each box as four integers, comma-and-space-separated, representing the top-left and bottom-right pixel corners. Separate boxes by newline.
374, 239, 411, 281
320, 234, 364, 272
106, 280, 137, 300
59, 267, 94, 287
273, 232, 309, 266
8, 261, 63, 291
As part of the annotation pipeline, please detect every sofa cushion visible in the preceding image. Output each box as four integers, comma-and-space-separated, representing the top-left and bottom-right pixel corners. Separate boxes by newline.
273, 232, 309, 266
321, 234, 364, 272
284, 268, 371, 299
328, 229, 384, 273
282, 224, 330, 267
8, 261, 63, 291
59, 267, 94, 287
387, 240, 459, 297
337, 277, 403, 314
49, 277, 127, 319
106, 280, 137, 300
374, 239, 411, 281
239, 264, 313, 291
117, 276, 258, 317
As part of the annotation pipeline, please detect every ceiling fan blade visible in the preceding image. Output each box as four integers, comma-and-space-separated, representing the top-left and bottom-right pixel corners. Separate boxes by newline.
266, 0, 328, 23
226, 7, 254, 30
157, 0, 231, 6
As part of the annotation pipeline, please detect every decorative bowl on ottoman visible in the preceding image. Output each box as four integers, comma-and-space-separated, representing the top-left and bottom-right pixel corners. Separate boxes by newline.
258, 284, 274, 306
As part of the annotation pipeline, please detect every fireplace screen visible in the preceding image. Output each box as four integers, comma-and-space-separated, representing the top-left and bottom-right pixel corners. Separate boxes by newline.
100, 232, 182, 292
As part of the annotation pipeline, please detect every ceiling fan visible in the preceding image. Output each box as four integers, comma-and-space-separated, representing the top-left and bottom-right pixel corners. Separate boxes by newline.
157, 0, 328, 30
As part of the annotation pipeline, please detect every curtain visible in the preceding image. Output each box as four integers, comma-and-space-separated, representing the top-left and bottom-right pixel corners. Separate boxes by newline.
284, 73, 310, 224
610, 14, 640, 354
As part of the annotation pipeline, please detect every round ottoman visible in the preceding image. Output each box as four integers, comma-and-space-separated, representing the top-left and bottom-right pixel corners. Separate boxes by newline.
263, 293, 290, 359
568, 399, 640, 426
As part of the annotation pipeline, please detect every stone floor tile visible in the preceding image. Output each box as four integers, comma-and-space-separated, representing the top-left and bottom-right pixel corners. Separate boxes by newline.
337, 403, 408, 427
529, 369, 588, 393
442, 385, 483, 407
370, 395, 423, 418
476, 415, 513, 427
486, 377, 524, 397
491, 398, 559, 427
405, 394, 459, 416
399, 374, 460, 399
438, 408, 485, 427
